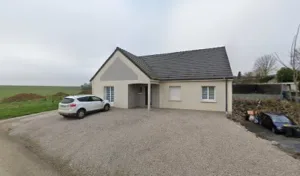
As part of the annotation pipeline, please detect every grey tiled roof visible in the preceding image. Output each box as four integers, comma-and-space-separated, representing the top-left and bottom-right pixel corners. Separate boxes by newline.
120, 46, 233, 80
90, 46, 233, 81
117, 48, 158, 79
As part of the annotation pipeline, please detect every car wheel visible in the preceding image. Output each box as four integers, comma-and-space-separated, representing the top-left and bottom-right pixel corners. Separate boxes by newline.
284, 131, 291, 137
77, 109, 86, 119
272, 127, 278, 134
104, 104, 110, 111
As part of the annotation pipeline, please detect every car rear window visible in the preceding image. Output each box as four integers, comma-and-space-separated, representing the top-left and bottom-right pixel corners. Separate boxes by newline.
60, 98, 74, 104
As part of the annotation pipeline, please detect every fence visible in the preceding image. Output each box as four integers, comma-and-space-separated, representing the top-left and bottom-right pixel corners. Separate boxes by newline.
233, 94, 280, 100
233, 84, 282, 94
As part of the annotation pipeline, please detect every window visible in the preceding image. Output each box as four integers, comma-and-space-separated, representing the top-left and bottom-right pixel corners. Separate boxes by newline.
60, 98, 74, 104
77, 96, 92, 102
202, 86, 215, 101
105, 86, 114, 102
169, 86, 181, 101
271, 115, 291, 123
91, 96, 102, 101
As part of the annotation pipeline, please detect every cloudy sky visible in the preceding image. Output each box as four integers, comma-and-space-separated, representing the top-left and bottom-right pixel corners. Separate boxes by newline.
0, 0, 299, 86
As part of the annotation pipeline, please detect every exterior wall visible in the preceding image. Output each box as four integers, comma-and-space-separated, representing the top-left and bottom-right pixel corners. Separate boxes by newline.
128, 85, 138, 108
91, 50, 150, 108
284, 82, 297, 91
151, 85, 160, 108
159, 80, 233, 112
100, 57, 138, 81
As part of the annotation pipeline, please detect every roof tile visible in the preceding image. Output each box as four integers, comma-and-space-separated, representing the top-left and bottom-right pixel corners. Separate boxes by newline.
126, 46, 233, 80
90, 46, 233, 81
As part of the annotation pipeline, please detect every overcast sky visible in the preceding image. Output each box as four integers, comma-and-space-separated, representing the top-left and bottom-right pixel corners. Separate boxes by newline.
0, 0, 299, 86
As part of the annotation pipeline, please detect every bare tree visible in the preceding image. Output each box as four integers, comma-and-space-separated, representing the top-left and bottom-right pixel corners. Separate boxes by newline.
243, 71, 254, 77
290, 25, 300, 98
274, 24, 300, 100
253, 54, 277, 77
239, 71, 257, 83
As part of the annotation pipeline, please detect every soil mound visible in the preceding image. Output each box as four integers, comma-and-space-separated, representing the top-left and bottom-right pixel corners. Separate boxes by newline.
52, 92, 69, 97
2, 93, 45, 103
78, 90, 92, 94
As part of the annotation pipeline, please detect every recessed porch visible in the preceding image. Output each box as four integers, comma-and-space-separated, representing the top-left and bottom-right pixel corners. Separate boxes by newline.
128, 83, 159, 109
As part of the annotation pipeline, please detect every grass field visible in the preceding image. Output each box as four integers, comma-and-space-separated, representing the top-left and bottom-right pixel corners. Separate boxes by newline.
0, 85, 81, 120
0, 99, 60, 119
0, 85, 81, 100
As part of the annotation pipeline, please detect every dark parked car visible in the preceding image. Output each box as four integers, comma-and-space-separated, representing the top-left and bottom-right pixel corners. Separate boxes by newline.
258, 112, 296, 134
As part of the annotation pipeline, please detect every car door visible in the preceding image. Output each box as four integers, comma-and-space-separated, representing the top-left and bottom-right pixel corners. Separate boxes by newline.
77, 96, 93, 112
87, 96, 96, 111
91, 96, 104, 110
265, 116, 274, 130
259, 113, 266, 126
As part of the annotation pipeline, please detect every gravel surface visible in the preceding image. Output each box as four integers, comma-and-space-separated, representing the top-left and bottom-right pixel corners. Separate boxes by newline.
0, 129, 60, 176
5, 109, 300, 176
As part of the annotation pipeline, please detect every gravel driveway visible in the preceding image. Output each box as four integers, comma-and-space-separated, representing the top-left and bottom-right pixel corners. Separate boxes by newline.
5, 109, 300, 176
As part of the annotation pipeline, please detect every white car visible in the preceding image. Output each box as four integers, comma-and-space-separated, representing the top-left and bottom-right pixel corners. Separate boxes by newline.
58, 95, 110, 118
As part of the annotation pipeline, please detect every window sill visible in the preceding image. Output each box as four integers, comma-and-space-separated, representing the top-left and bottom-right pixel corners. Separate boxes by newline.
168, 100, 182, 102
201, 100, 217, 103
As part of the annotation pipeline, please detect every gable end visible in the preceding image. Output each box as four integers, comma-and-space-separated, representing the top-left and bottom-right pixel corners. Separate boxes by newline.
90, 48, 151, 81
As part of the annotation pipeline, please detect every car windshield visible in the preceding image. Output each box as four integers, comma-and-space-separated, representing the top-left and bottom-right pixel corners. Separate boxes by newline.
61, 98, 74, 104
271, 115, 291, 123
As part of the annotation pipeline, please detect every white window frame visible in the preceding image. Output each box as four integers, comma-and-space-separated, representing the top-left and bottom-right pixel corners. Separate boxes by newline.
201, 86, 216, 102
169, 86, 181, 101
104, 86, 114, 103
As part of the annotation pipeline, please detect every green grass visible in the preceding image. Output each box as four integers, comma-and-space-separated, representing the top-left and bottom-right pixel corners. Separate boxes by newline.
0, 98, 60, 120
0, 85, 81, 100
0, 85, 81, 119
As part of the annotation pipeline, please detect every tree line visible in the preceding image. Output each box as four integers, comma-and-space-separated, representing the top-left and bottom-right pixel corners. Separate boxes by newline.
236, 24, 300, 96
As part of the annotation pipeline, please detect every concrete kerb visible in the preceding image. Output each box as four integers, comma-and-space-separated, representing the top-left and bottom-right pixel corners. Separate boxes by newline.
0, 110, 57, 124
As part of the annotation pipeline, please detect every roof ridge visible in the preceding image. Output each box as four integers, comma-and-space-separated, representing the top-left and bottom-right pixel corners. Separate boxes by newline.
117, 47, 137, 56
139, 46, 225, 58
90, 46, 232, 81
138, 56, 155, 74
117, 47, 157, 78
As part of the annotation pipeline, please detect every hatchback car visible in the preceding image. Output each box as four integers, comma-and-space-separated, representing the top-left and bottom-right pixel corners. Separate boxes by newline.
58, 95, 110, 118
258, 112, 296, 134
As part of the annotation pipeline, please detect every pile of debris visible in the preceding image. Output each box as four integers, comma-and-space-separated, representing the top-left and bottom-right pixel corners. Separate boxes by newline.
78, 90, 92, 94
52, 92, 69, 97
228, 99, 258, 122
2, 93, 45, 103
50, 92, 69, 101
229, 99, 300, 125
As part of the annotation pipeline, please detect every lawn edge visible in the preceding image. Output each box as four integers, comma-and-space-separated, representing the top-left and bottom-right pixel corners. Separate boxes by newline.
0, 110, 57, 123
